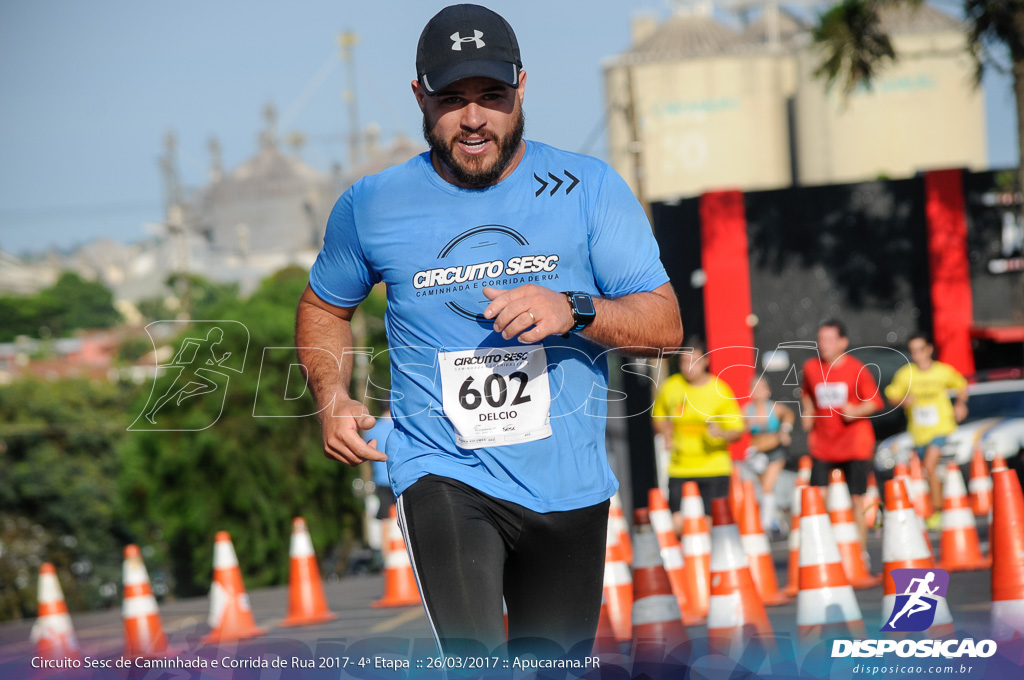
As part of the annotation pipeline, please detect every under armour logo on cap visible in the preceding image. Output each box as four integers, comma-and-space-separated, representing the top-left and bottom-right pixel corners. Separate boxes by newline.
417, 4, 522, 94
451, 30, 485, 50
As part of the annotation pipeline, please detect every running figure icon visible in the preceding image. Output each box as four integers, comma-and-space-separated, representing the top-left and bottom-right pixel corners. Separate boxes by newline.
886, 571, 940, 629
145, 327, 231, 424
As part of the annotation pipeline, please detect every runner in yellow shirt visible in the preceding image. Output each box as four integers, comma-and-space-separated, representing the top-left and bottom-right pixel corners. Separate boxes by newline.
885, 334, 968, 527
653, 335, 744, 528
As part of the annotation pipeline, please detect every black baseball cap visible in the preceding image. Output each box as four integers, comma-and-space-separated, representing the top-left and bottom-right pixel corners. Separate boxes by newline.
416, 4, 522, 95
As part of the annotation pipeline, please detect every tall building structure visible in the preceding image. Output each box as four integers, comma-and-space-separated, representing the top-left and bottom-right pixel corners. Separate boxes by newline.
603, 2, 987, 202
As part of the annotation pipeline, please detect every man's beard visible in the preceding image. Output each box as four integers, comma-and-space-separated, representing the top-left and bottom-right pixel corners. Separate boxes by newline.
422, 106, 526, 188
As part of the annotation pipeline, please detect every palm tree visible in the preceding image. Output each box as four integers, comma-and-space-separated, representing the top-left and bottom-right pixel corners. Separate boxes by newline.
813, 0, 1024, 194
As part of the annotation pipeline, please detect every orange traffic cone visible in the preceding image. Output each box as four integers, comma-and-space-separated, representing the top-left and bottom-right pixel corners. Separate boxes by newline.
203, 531, 265, 643
679, 482, 710, 624
894, 463, 932, 554
728, 468, 745, 526
649, 488, 690, 619
797, 486, 866, 646
30, 563, 80, 661
373, 506, 420, 608
991, 462, 1024, 640
707, 498, 774, 654
969, 448, 993, 518
936, 464, 990, 572
610, 492, 633, 565
909, 454, 934, 520
603, 521, 633, 642
121, 545, 168, 657
281, 518, 337, 626
863, 473, 881, 530
880, 480, 954, 638
827, 469, 880, 589
797, 455, 813, 484
631, 509, 687, 650
783, 476, 810, 597
737, 480, 790, 605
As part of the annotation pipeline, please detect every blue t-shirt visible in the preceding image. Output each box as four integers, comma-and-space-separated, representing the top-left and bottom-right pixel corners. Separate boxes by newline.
309, 141, 669, 512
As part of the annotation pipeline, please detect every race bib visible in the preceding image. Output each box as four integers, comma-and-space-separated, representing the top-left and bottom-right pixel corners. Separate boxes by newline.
815, 382, 849, 410
912, 405, 940, 427
439, 346, 552, 450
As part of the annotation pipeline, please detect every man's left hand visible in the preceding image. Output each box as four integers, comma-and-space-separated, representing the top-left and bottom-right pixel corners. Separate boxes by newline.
483, 285, 574, 343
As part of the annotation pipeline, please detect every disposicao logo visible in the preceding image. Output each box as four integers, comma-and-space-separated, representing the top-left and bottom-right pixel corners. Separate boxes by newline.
881, 568, 949, 632
831, 566, 998, 660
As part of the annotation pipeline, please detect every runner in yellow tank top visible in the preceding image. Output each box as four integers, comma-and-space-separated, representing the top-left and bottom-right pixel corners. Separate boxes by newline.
885, 334, 968, 526
653, 336, 744, 527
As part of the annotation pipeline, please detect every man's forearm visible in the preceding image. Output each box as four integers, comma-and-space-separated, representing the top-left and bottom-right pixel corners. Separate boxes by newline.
581, 287, 683, 357
295, 298, 354, 412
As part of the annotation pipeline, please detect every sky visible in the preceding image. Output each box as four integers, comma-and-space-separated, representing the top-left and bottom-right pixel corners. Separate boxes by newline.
0, 0, 1018, 256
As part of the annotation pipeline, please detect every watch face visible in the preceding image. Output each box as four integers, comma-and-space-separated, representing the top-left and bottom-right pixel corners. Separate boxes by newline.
573, 294, 596, 316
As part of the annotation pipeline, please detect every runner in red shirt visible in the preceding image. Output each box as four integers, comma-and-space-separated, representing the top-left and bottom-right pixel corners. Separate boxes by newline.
801, 319, 883, 544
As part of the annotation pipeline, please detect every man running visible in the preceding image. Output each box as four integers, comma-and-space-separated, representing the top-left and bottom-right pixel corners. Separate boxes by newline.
885, 334, 968, 528
294, 4, 682, 663
801, 319, 883, 544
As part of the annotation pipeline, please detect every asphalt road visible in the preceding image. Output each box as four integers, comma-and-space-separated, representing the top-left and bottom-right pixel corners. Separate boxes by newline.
0, 519, 1008, 679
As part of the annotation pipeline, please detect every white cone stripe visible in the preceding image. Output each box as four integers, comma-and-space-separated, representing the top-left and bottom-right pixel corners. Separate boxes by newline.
992, 599, 1024, 640
661, 546, 685, 570
650, 509, 674, 534
606, 524, 619, 544
385, 548, 411, 568
605, 561, 633, 586
291, 528, 316, 559
933, 595, 953, 625
30, 613, 76, 644
797, 586, 862, 625
968, 477, 992, 493
123, 559, 150, 587
827, 484, 853, 512
944, 468, 968, 497
683, 533, 711, 556
38, 574, 64, 604
940, 507, 977, 530
682, 496, 705, 517
707, 592, 743, 628
881, 509, 932, 562
741, 533, 770, 556
213, 540, 239, 568
632, 595, 681, 626
208, 581, 227, 628
789, 527, 801, 551
710, 525, 750, 571
123, 594, 159, 618
799, 515, 842, 567
632, 532, 663, 569
610, 516, 629, 533
832, 522, 859, 544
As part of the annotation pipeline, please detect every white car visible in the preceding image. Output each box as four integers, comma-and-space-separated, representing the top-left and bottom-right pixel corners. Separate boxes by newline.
874, 378, 1024, 472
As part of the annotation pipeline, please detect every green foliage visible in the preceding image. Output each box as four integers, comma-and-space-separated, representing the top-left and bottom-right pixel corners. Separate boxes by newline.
812, 0, 899, 95
1, 266, 387, 620
117, 267, 364, 597
0, 272, 121, 342
0, 378, 136, 620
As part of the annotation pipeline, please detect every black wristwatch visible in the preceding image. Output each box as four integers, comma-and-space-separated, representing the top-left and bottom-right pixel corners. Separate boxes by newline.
563, 291, 596, 334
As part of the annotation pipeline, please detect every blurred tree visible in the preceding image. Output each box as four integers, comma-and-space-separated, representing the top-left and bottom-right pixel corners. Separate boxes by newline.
0, 272, 121, 342
117, 267, 367, 597
0, 378, 136, 621
813, 0, 1024, 194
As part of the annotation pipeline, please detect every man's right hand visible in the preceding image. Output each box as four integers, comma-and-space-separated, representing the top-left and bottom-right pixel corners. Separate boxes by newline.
319, 396, 387, 466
